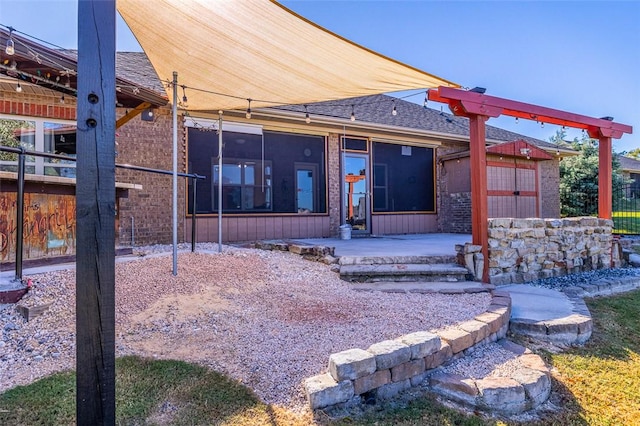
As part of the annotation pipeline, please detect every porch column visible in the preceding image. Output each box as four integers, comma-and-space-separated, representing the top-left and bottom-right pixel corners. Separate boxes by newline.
468, 114, 489, 282
598, 136, 613, 220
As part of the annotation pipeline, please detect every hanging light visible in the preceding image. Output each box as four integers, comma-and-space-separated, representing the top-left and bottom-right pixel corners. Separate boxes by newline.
540, 122, 545, 128
350, 105, 355, 122
15, 82, 22, 92
304, 105, 311, 124
8, 60, 17, 71
5, 28, 15, 56
181, 85, 188, 106
65, 75, 71, 88
60, 94, 65, 104
515, 117, 519, 124
246, 99, 252, 119
392, 101, 397, 116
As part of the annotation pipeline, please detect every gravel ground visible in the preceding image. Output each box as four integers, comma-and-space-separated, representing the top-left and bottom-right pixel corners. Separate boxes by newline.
527, 266, 640, 290
437, 343, 523, 379
0, 243, 491, 412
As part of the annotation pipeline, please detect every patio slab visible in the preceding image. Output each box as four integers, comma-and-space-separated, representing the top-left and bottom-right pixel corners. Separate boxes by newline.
292, 233, 471, 257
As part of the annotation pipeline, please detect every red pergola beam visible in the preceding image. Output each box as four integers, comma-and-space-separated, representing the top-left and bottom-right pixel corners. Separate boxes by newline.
428, 87, 632, 139
428, 86, 633, 282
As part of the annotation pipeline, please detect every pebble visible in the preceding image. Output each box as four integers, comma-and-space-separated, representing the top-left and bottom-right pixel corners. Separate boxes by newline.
528, 267, 640, 290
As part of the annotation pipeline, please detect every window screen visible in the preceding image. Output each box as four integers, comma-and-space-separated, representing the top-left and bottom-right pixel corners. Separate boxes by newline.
372, 142, 435, 212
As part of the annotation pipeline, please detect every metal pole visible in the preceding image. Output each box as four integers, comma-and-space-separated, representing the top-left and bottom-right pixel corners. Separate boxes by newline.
172, 71, 178, 275
191, 178, 197, 252
14, 148, 25, 281
218, 111, 223, 253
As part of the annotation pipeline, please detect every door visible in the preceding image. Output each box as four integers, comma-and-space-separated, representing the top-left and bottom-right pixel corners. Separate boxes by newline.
344, 153, 370, 234
487, 160, 539, 218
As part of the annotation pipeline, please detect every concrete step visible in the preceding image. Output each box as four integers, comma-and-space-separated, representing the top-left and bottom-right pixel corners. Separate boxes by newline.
339, 263, 471, 283
339, 255, 457, 266
350, 281, 492, 294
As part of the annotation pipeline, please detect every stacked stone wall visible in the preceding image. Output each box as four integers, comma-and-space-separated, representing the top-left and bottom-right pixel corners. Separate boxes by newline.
458, 217, 616, 285
304, 290, 511, 411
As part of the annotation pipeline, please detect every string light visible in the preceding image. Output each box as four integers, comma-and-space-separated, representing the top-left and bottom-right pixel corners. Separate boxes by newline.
350, 105, 355, 121
392, 100, 397, 116
181, 85, 188, 106
423, 91, 428, 109
246, 99, 252, 119
60, 94, 65, 104
541, 122, 544, 128
15, 82, 21, 92
8, 60, 17, 71
5, 27, 15, 55
304, 105, 311, 124
515, 117, 519, 124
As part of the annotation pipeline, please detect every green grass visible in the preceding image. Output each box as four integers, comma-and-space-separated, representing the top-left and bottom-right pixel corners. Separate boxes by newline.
612, 210, 640, 234
2, 290, 640, 425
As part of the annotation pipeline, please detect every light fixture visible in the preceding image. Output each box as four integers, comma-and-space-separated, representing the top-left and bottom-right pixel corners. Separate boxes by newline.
423, 91, 428, 109
15, 82, 22, 92
181, 85, 188, 106
600, 116, 614, 121
541, 122, 544, 128
392, 101, 397, 116
141, 108, 155, 122
60, 94, 65, 104
515, 117, 519, 124
304, 105, 311, 124
469, 87, 486, 94
350, 105, 355, 122
5, 28, 15, 56
65, 76, 70, 88
8, 60, 17, 71
246, 99, 252, 119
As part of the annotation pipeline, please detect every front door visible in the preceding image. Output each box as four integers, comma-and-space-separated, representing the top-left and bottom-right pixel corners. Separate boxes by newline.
344, 153, 370, 234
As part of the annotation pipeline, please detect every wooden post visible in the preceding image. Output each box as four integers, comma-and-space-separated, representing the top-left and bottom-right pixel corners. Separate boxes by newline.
598, 136, 613, 220
76, 1, 116, 424
468, 115, 490, 283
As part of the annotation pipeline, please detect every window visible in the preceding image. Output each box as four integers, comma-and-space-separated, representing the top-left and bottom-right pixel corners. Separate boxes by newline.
212, 159, 272, 211
187, 127, 326, 214
372, 142, 435, 212
0, 116, 76, 177
295, 163, 318, 213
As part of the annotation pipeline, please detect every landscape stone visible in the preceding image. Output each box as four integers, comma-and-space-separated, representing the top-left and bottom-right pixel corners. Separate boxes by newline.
305, 373, 354, 409
397, 331, 440, 359
424, 341, 453, 369
476, 377, 526, 414
367, 340, 411, 370
328, 348, 376, 381
391, 358, 425, 382
438, 327, 475, 354
353, 369, 391, 395
430, 372, 479, 405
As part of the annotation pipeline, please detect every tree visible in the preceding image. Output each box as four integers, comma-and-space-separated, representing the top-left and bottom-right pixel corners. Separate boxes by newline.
626, 147, 640, 159
0, 118, 33, 162
551, 130, 627, 217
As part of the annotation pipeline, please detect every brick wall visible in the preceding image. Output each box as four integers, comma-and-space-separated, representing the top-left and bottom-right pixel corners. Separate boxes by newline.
436, 143, 472, 233
0, 90, 77, 120
115, 107, 186, 246
538, 158, 560, 218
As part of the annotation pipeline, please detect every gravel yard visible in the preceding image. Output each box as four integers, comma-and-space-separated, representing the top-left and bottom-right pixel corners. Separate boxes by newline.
1, 244, 491, 412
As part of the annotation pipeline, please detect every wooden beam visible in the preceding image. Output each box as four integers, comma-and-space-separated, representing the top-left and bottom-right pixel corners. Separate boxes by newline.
76, 0, 116, 424
469, 115, 490, 283
428, 87, 633, 137
598, 136, 613, 220
116, 101, 152, 129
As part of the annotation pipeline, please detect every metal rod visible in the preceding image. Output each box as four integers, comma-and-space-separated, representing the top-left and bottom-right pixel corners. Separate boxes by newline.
191, 177, 197, 252
172, 71, 178, 275
218, 111, 223, 253
14, 148, 25, 281
0, 146, 205, 180
130, 216, 135, 247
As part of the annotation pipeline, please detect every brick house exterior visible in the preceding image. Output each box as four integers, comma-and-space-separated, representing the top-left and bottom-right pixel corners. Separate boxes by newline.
1, 46, 573, 263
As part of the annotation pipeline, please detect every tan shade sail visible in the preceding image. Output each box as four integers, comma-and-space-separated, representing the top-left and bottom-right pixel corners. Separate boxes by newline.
117, 0, 458, 111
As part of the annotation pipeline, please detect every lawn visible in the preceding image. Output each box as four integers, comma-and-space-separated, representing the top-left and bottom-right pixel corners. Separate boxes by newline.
1, 290, 639, 425
612, 210, 640, 234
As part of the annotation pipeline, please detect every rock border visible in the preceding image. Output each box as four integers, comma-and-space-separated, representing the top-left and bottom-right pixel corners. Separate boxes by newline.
304, 290, 549, 415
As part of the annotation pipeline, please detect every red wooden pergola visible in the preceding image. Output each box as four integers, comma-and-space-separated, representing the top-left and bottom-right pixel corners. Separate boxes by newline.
428, 86, 633, 282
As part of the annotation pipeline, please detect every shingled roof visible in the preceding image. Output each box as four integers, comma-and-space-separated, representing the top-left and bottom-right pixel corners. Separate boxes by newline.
618, 155, 640, 173
271, 94, 562, 150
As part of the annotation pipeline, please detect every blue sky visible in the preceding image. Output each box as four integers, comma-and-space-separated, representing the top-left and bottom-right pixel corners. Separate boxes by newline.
1, 0, 638, 152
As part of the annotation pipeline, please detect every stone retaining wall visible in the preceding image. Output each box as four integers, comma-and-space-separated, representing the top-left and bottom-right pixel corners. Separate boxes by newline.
304, 290, 512, 411
458, 217, 618, 285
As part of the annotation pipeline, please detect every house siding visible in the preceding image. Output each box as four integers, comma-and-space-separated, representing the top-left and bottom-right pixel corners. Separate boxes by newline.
539, 158, 560, 218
